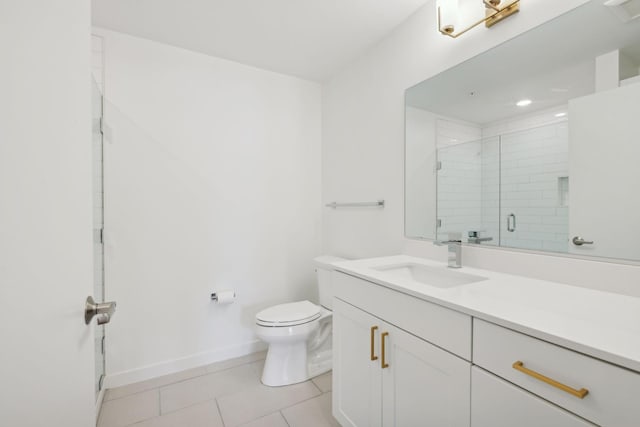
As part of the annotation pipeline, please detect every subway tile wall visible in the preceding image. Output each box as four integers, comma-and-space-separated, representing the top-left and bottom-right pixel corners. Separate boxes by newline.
498, 122, 569, 252
437, 107, 569, 251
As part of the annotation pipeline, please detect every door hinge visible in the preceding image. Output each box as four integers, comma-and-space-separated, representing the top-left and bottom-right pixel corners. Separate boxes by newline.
99, 117, 104, 135
437, 219, 442, 228
436, 161, 442, 171
101, 335, 105, 355
94, 228, 103, 244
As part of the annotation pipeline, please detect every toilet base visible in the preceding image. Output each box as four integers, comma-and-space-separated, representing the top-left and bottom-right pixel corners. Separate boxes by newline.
308, 348, 332, 378
261, 341, 308, 387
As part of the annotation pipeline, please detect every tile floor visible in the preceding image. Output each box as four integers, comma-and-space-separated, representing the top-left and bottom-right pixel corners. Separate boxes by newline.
98, 352, 340, 427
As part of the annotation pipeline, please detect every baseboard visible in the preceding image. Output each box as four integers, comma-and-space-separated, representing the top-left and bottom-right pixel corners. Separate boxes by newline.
103, 340, 268, 389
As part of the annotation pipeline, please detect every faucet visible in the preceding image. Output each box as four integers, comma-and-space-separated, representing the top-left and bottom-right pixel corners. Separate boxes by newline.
433, 232, 462, 268
467, 231, 493, 244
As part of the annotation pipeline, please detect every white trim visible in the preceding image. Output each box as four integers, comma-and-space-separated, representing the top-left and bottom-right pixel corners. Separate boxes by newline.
95, 387, 106, 422
103, 340, 268, 389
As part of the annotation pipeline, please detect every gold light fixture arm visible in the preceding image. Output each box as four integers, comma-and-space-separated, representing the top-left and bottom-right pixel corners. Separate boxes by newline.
438, 0, 520, 39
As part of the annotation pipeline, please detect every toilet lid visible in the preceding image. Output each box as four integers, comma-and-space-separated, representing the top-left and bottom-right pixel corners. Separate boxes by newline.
256, 300, 321, 326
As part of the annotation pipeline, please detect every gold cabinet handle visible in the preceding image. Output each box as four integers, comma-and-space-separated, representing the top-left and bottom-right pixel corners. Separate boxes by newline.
381, 332, 390, 369
370, 326, 379, 361
512, 361, 589, 399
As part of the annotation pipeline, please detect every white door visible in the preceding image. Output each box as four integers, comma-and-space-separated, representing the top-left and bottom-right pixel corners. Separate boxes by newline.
471, 368, 595, 427
382, 322, 471, 427
0, 2, 95, 426
333, 299, 383, 427
568, 83, 640, 260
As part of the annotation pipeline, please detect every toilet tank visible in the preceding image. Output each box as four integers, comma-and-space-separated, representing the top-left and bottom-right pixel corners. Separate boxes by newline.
314, 255, 348, 310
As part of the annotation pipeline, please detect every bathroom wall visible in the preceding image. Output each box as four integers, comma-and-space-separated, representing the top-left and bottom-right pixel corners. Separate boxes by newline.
437, 140, 483, 238
405, 107, 437, 238
94, 29, 322, 387
322, 0, 640, 297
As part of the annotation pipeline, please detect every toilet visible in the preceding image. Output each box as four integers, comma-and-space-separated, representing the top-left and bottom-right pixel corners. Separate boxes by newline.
255, 255, 346, 387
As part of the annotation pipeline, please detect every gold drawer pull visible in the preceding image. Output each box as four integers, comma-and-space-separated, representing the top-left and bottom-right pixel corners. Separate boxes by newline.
381, 332, 390, 369
513, 361, 589, 399
370, 326, 379, 361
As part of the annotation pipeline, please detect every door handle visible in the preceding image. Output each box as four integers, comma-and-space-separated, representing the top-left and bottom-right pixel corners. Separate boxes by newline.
507, 213, 516, 232
85, 296, 116, 325
370, 326, 379, 361
381, 332, 389, 369
572, 236, 594, 246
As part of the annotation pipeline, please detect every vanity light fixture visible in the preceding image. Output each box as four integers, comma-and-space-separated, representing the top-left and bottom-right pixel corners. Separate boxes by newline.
516, 99, 532, 107
437, 0, 520, 38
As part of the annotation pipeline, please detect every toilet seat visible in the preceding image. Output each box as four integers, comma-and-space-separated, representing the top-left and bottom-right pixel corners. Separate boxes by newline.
256, 300, 321, 327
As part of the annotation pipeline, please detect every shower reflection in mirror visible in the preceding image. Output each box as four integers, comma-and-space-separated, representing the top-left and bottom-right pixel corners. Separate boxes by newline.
404, 0, 640, 263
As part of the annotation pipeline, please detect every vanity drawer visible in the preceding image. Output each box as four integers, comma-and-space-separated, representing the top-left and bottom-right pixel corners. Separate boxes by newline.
472, 367, 595, 427
473, 319, 640, 427
333, 271, 471, 360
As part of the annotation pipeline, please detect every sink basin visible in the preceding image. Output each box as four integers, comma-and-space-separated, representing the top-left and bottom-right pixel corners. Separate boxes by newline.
372, 263, 487, 288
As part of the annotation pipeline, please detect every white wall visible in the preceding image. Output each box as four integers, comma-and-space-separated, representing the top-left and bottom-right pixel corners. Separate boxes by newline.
405, 107, 436, 238
0, 2, 95, 426
94, 29, 323, 387
437, 140, 483, 238
323, 0, 640, 297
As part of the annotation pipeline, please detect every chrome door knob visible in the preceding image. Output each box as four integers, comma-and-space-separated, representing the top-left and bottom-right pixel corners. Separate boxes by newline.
85, 296, 117, 325
572, 236, 594, 246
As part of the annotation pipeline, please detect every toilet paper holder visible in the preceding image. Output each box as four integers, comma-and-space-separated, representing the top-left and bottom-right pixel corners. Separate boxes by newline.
211, 291, 235, 301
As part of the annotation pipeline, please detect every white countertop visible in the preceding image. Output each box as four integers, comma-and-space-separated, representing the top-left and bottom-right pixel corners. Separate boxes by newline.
333, 255, 640, 373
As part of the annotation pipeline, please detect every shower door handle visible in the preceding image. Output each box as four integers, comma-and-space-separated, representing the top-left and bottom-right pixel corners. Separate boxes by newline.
85, 296, 117, 325
507, 213, 516, 232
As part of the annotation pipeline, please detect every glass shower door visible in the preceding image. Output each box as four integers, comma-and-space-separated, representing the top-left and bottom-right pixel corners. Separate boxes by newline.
92, 78, 106, 399
499, 123, 569, 253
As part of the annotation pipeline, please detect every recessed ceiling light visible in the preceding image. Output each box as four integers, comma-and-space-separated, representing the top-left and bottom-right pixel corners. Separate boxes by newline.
516, 99, 532, 107
555, 112, 567, 118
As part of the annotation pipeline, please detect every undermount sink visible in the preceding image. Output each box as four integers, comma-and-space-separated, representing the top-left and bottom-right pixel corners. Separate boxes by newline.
372, 262, 487, 288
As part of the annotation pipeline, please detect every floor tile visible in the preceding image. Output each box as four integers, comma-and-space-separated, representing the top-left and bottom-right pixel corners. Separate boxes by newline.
218, 381, 322, 427
132, 400, 224, 427
160, 364, 259, 414
205, 351, 267, 374
249, 359, 265, 378
311, 371, 332, 393
105, 366, 208, 401
238, 412, 289, 427
282, 393, 340, 427
98, 389, 159, 427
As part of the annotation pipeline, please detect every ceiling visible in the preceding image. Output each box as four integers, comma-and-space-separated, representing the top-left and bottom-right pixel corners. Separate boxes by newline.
406, 0, 640, 125
92, 0, 429, 82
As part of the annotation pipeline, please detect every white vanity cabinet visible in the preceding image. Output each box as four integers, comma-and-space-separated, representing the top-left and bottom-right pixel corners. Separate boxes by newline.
331, 262, 640, 427
332, 272, 471, 427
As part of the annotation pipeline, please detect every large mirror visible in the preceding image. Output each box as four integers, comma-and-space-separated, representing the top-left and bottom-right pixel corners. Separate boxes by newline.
405, 0, 640, 262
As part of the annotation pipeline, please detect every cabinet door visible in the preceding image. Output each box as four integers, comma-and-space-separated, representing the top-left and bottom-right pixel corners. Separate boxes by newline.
471, 367, 595, 427
381, 322, 471, 427
333, 298, 383, 427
